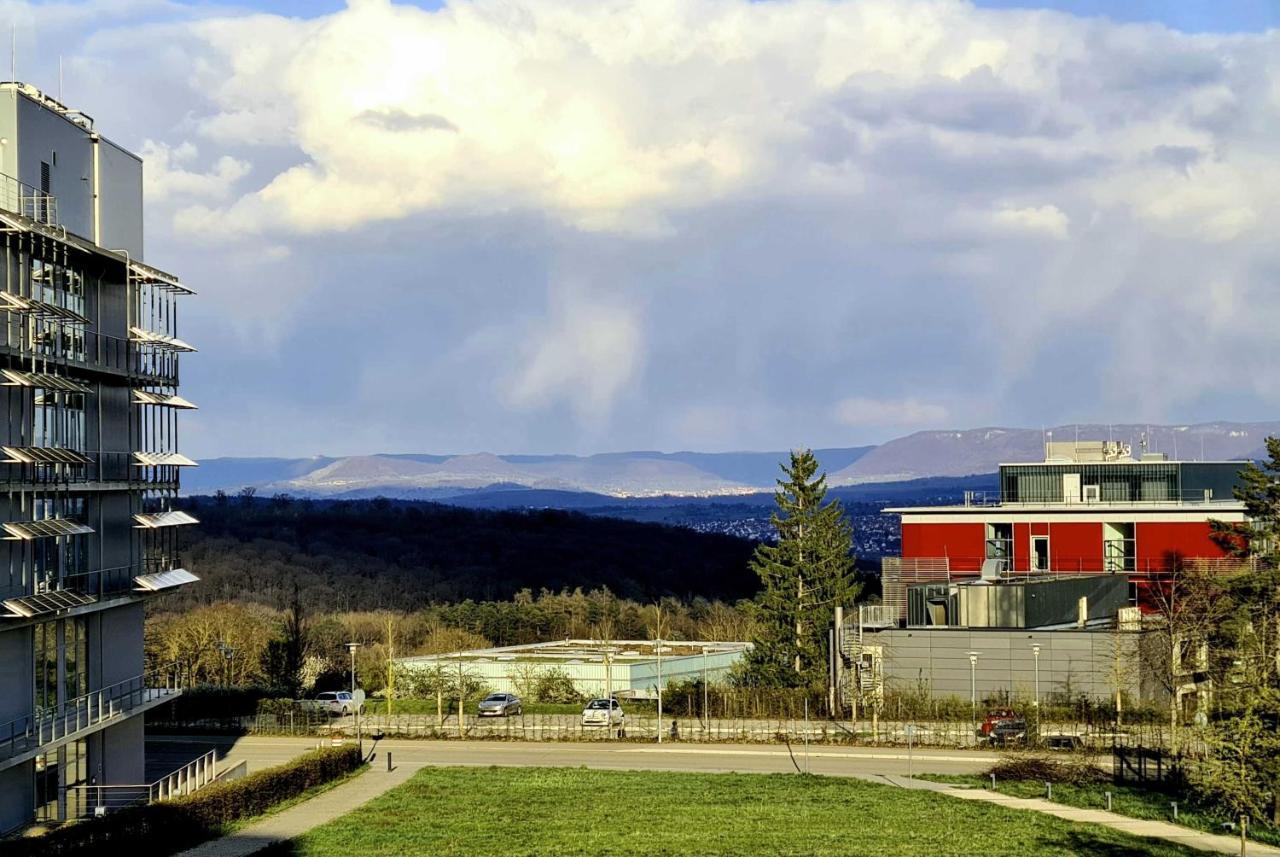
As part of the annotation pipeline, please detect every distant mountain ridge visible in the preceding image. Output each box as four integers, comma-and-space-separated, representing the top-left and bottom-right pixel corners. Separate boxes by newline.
186, 421, 1277, 499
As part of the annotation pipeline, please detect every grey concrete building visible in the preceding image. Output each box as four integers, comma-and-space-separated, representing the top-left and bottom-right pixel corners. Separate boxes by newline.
841, 576, 1173, 711
0, 83, 197, 833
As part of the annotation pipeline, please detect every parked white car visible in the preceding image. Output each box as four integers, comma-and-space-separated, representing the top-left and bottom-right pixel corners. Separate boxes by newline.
306, 690, 363, 716
581, 697, 624, 727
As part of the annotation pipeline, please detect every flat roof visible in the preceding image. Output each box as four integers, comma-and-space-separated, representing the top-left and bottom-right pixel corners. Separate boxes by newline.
398, 639, 750, 666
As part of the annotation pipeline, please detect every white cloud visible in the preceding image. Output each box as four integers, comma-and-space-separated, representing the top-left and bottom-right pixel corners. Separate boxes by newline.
991, 204, 1070, 239
833, 397, 950, 428
139, 140, 250, 202
503, 289, 644, 423
23, 0, 1280, 452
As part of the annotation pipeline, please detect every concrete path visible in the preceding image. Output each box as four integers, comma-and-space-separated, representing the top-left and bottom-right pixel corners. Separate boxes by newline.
175, 753, 421, 857
870, 774, 1279, 856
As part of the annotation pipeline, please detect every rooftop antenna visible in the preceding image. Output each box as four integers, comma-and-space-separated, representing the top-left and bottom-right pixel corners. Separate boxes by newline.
1172, 432, 1178, 461
10, 25, 15, 100
1200, 435, 1205, 461
58, 55, 62, 102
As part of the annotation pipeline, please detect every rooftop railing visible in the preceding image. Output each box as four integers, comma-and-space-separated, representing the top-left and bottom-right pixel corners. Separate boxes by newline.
0, 672, 180, 765
959, 490, 1240, 507
0, 172, 58, 226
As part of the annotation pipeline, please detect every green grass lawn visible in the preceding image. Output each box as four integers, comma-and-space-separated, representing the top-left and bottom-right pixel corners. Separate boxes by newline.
922, 775, 1276, 848
277, 767, 1208, 857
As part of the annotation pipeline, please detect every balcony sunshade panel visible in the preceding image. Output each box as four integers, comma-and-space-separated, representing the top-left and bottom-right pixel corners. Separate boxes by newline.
2, 446, 93, 465
2, 589, 96, 618
3, 518, 95, 540
132, 390, 198, 409
129, 261, 195, 295
0, 290, 90, 324
0, 369, 92, 393
128, 327, 197, 352
133, 510, 199, 529
132, 451, 198, 467
133, 568, 199, 592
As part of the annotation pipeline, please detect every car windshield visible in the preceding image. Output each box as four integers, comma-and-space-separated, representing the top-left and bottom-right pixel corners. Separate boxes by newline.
484, 694, 505, 701
586, 699, 610, 710
317, 693, 337, 700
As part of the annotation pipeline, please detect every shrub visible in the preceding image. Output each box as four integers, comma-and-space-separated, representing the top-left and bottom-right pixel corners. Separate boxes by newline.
987, 751, 1109, 786
15, 745, 362, 857
534, 668, 582, 704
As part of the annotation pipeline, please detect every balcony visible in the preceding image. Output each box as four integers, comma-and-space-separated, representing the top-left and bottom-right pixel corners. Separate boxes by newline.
961, 489, 1241, 508
0, 172, 58, 227
0, 450, 185, 489
0, 673, 181, 771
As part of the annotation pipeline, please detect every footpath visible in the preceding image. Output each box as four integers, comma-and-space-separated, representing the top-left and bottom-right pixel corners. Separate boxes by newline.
176, 753, 419, 857
870, 774, 1280, 856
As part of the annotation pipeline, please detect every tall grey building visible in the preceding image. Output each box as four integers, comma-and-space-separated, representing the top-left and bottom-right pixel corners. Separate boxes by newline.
0, 83, 197, 833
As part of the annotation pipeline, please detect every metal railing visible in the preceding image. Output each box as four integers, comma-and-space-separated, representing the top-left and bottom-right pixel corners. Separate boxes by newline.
0, 329, 181, 385
891, 556, 1260, 577
0, 450, 182, 488
65, 750, 218, 819
0, 172, 59, 226
962, 489, 1238, 507
0, 672, 180, 763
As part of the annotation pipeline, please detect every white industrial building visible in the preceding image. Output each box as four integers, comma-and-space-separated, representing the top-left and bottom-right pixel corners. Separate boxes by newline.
397, 640, 750, 699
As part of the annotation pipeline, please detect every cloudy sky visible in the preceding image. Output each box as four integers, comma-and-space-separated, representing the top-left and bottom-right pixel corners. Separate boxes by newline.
13, 0, 1279, 457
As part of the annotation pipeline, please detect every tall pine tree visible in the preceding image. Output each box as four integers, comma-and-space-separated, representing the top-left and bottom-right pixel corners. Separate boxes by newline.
742, 449, 859, 689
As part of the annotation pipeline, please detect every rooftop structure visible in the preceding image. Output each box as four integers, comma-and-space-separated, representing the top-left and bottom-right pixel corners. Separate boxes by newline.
0, 82, 197, 833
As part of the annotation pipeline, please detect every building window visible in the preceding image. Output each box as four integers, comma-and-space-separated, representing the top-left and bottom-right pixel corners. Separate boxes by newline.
985, 523, 1012, 561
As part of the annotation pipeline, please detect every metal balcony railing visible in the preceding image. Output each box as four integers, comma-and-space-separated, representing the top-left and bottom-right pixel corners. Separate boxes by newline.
0, 672, 180, 764
0, 331, 181, 385
0, 172, 59, 226
1, 450, 184, 488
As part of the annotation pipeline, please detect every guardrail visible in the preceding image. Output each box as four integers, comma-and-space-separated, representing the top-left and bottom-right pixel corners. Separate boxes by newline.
0, 172, 58, 226
0, 672, 180, 763
65, 750, 218, 819
962, 490, 1239, 507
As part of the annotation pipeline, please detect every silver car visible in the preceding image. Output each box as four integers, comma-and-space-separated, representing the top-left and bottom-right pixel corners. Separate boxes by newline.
477, 692, 523, 717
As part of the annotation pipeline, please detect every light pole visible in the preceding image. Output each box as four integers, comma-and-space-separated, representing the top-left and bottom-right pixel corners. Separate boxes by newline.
1032, 644, 1042, 710
702, 646, 710, 732
656, 637, 663, 744
347, 642, 362, 757
967, 651, 981, 741
216, 642, 234, 687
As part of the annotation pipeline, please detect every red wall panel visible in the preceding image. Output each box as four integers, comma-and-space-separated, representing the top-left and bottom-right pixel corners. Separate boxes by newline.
1136, 522, 1229, 572
901, 522, 986, 571
1047, 522, 1103, 573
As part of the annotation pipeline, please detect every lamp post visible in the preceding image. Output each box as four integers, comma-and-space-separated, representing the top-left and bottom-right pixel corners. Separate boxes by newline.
216, 642, 234, 687
1032, 644, 1042, 710
967, 651, 981, 741
656, 637, 664, 744
702, 646, 710, 732
347, 642, 362, 757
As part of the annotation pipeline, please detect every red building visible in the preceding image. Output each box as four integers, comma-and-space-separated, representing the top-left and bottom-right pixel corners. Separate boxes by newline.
881, 441, 1249, 619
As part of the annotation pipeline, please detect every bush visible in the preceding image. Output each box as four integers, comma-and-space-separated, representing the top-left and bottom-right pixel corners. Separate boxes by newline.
534, 668, 582, 704
15, 745, 362, 857
987, 751, 1110, 786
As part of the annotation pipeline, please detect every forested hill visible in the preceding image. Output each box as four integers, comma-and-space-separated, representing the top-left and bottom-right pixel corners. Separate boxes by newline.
174, 496, 760, 613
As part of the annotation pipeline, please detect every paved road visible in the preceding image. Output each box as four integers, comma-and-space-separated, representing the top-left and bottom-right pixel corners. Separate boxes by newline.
148, 734, 1004, 779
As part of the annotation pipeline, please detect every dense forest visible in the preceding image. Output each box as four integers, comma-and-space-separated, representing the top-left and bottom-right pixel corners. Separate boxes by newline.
171, 495, 761, 615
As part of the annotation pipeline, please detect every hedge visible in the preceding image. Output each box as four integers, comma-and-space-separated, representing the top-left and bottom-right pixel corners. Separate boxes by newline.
14, 744, 362, 857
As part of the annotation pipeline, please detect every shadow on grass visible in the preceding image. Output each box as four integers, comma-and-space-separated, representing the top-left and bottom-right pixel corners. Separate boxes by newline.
1044, 830, 1200, 857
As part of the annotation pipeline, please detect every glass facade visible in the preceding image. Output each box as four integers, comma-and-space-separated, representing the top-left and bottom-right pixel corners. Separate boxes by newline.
999, 461, 1245, 504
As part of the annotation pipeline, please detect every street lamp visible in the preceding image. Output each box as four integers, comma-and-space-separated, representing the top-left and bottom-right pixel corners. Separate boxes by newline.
216, 642, 234, 687
347, 642, 362, 757
967, 651, 981, 739
1031, 644, 1042, 710
702, 646, 710, 732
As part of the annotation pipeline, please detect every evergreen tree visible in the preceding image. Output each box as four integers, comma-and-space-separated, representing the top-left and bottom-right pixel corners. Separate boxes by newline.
1212, 436, 1280, 563
742, 449, 859, 689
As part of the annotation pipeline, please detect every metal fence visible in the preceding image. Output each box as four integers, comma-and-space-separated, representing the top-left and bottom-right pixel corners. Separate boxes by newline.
64, 750, 218, 820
